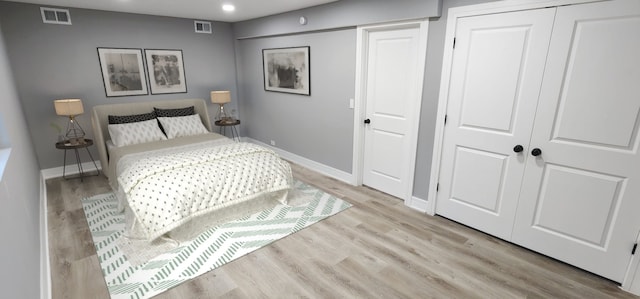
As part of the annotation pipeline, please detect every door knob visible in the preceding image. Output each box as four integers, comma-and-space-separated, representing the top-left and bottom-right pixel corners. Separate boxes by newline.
531, 148, 542, 156
513, 145, 524, 153
364, 118, 371, 124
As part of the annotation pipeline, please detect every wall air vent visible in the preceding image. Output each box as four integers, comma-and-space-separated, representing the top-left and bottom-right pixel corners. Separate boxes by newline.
41, 7, 71, 25
194, 21, 212, 34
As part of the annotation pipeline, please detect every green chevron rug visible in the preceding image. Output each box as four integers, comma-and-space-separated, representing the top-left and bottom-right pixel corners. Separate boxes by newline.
82, 179, 351, 299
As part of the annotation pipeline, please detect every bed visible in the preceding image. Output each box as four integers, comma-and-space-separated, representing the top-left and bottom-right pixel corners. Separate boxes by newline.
91, 99, 292, 242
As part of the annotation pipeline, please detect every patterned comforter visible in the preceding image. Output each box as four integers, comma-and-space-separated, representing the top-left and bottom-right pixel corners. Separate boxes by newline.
116, 140, 292, 241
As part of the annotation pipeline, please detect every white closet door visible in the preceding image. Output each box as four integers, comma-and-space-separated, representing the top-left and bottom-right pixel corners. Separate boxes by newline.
435, 9, 555, 240
512, 0, 640, 282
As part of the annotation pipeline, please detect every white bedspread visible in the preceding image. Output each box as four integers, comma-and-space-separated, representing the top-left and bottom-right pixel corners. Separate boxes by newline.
117, 141, 292, 241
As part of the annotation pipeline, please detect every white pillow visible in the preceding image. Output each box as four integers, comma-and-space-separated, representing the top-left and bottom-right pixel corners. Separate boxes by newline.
108, 119, 167, 147
157, 114, 209, 139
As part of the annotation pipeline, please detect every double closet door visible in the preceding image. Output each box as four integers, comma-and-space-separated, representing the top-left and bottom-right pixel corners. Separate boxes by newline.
436, 0, 640, 282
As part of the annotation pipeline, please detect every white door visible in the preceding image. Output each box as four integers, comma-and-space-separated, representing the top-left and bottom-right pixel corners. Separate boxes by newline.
362, 25, 425, 199
435, 9, 555, 240
512, 0, 640, 283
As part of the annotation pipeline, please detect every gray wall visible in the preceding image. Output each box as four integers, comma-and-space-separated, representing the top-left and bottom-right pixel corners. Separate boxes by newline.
233, 0, 496, 199
0, 2, 239, 169
0, 23, 42, 299
235, 29, 356, 172
233, 0, 441, 38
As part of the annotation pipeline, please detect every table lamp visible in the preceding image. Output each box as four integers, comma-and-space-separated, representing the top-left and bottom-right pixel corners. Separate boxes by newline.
54, 98, 85, 145
210, 91, 233, 123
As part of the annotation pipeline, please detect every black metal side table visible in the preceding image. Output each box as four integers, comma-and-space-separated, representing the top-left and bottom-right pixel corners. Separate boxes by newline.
55, 138, 100, 181
214, 119, 241, 142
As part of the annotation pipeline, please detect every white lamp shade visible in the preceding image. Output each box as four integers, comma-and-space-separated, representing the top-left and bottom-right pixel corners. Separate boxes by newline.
210, 91, 231, 104
54, 99, 84, 116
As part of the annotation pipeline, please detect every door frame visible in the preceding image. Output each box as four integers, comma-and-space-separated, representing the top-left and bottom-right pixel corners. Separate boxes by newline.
426, 0, 639, 294
352, 20, 429, 204
623, 230, 640, 293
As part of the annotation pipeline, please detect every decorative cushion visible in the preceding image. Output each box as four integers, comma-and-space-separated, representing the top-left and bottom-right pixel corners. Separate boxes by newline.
157, 114, 209, 139
108, 119, 167, 147
108, 111, 156, 124
154, 106, 195, 117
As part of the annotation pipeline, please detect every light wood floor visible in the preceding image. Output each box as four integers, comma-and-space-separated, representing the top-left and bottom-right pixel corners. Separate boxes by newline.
47, 163, 639, 298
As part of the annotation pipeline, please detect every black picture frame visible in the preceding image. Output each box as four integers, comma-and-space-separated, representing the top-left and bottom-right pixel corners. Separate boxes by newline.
97, 47, 149, 97
144, 49, 187, 95
262, 46, 310, 95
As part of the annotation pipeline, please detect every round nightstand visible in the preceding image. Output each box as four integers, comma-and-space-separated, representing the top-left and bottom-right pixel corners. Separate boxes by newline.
55, 138, 100, 181
214, 119, 241, 141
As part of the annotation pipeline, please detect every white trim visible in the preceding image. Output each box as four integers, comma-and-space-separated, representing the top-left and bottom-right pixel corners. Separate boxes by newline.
425, 6, 459, 216
406, 196, 429, 213
41, 160, 102, 180
352, 19, 429, 204
351, 24, 366, 187
428, 0, 638, 292
40, 173, 51, 299
244, 137, 354, 185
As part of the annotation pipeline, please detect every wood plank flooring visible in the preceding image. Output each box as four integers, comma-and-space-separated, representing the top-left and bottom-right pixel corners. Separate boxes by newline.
47, 163, 639, 298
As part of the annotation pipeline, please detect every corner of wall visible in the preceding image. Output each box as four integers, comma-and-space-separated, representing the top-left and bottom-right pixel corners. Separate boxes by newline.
39, 172, 51, 299
406, 196, 429, 213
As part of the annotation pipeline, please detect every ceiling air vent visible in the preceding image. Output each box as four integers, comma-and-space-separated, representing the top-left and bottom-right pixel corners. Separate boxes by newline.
41, 7, 72, 25
194, 21, 212, 34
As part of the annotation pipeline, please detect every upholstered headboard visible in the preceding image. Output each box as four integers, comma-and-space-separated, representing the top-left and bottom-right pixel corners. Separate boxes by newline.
91, 98, 212, 176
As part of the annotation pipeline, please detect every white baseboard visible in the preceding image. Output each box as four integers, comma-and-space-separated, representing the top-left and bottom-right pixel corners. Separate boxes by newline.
406, 195, 428, 213
244, 138, 355, 185
39, 173, 51, 299
41, 161, 102, 180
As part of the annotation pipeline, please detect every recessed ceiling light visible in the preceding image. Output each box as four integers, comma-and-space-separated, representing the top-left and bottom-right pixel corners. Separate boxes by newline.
222, 4, 235, 12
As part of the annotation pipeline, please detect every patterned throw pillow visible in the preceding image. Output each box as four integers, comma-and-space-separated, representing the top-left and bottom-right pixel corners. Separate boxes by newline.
108, 119, 167, 147
108, 111, 156, 124
157, 114, 209, 139
154, 106, 195, 117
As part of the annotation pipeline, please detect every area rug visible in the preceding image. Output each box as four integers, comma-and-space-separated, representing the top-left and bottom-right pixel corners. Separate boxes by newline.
82, 179, 352, 299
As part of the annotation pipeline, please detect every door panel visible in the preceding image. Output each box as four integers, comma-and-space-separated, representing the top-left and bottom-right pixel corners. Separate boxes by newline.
370, 37, 413, 118
460, 28, 531, 133
450, 147, 509, 213
532, 164, 624, 247
436, 8, 555, 240
551, 13, 640, 149
367, 130, 404, 182
512, 0, 640, 282
363, 27, 422, 199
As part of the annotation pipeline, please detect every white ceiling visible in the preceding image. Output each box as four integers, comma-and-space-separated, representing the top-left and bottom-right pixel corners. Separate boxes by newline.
7, 0, 339, 22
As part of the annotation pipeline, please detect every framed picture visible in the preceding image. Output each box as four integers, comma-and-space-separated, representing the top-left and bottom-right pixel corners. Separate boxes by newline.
262, 46, 310, 95
97, 48, 148, 97
144, 49, 187, 94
